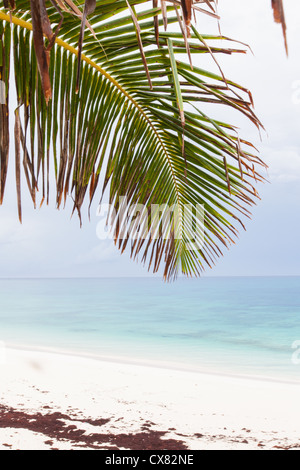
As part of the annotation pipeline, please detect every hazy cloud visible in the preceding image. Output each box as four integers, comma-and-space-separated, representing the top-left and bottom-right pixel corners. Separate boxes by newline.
76, 241, 119, 264
264, 147, 300, 183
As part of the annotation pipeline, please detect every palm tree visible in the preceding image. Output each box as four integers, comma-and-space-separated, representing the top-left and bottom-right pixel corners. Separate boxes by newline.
0, 1, 285, 280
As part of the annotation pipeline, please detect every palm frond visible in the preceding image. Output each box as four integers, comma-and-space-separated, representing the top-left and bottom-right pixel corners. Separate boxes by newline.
0, 1, 267, 280
272, 0, 288, 55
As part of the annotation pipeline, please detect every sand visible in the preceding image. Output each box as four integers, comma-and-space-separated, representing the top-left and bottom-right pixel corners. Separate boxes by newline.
0, 347, 300, 450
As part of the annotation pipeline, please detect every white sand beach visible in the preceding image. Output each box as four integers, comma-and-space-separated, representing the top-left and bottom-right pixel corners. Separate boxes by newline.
0, 347, 300, 450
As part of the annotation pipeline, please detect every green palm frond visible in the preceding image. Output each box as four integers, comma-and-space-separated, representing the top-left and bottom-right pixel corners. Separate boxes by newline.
0, 0, 267, 280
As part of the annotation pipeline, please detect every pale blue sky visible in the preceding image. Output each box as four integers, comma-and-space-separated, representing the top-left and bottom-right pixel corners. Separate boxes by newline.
0, 0, 299, 279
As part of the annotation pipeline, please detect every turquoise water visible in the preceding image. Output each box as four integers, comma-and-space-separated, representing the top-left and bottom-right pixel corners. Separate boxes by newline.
0, 276, 300, 382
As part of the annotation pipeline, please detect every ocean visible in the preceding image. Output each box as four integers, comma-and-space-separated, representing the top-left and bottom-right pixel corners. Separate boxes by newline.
0, 276, 300, 383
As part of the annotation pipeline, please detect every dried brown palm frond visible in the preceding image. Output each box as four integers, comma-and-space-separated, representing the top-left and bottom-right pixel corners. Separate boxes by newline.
272, 0, 288, 55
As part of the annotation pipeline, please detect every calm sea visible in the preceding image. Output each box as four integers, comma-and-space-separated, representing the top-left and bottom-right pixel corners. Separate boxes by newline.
0, 276, 300, 383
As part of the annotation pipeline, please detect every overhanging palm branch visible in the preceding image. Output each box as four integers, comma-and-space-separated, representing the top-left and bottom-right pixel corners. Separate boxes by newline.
0, 0, 269, 280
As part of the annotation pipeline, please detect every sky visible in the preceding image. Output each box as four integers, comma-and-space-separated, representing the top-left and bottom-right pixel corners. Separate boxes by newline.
0, 0, 299, 279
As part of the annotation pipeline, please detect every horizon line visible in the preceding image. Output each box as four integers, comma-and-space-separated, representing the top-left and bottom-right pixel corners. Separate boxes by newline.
0, 274, 299, 280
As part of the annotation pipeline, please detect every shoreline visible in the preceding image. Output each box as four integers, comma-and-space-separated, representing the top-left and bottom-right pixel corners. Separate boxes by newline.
5, 342, 300, 387
0, 346, 300, 450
